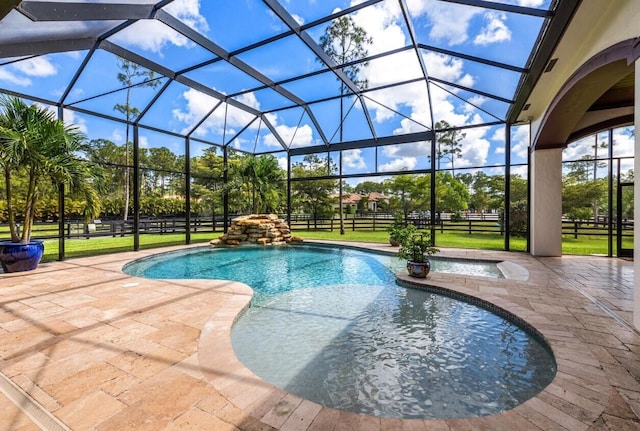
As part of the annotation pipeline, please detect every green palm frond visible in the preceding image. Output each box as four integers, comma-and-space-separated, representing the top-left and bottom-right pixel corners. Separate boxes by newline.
0, 96, 102, 242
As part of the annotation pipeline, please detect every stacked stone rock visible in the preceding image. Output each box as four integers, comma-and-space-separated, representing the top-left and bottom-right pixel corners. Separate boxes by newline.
210, 214, 303, 247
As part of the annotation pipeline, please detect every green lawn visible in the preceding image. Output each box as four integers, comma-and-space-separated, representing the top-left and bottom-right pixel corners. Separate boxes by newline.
291, 229, 618, 256
40, 232, 216, 262
292, 229, 527, 251
31, 226, 628, 263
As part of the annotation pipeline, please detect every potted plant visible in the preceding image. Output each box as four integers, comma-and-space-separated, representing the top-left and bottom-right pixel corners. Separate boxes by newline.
387, 213, 415, 246
397, 231, 439, 278
0, 96, 102, 272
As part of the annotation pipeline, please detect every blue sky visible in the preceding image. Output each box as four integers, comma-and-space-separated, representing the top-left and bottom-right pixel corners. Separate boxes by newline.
3, 0, 631, 183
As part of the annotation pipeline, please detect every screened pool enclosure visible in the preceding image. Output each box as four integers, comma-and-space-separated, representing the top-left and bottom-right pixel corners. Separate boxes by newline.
3, 0, 626, 260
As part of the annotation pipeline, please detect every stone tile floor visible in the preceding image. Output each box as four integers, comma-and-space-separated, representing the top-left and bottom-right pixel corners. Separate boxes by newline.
0, 241, 639, 430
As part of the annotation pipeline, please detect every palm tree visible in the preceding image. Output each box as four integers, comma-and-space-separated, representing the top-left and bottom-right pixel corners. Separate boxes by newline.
0, 96, 103, 243
237, 155, 285, 214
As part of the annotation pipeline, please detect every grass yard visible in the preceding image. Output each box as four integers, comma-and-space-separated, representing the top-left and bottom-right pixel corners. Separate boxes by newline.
27, 225, 630, 263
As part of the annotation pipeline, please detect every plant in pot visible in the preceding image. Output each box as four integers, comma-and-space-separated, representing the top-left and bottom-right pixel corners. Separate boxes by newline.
0, 96, 103, 272
397, 231, 439, 278
387, 213, 415, 246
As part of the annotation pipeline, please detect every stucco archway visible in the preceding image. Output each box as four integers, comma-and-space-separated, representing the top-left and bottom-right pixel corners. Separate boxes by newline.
530, 38, 638, 257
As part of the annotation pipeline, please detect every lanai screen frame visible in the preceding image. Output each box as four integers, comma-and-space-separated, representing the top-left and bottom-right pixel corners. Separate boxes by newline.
0, 0, 578, 259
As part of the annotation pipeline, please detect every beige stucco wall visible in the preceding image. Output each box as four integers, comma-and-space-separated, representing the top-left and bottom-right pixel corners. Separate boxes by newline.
527, 1, 640, 137
530, 148, 563, 256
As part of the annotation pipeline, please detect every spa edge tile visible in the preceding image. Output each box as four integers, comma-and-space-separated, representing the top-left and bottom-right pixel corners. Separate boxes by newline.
379, 417, 405, 431
235, 384, 286, 417
537, 390, 602, 423
331, 410, 361, 431
260, 393, 304, 429
514, 403, 583, 431
544, 382, 608, 411
279, 399, 323, 431
421, 419, 451, 431
524, 397, 591, 431
164, 407, 240, 431
303, 407, 341, 431
480, 411, 546, 431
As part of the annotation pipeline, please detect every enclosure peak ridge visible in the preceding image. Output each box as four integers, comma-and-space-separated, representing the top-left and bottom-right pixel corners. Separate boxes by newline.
211, 214, 303, 246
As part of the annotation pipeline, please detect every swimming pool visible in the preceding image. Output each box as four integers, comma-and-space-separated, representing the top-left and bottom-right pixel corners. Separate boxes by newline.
124, 245, 556, 419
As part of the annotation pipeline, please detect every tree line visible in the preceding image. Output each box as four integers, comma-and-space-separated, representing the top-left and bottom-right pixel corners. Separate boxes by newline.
0, 134, 631, 239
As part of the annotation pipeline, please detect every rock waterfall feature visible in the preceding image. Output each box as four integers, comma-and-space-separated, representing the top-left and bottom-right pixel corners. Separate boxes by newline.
210, 214, 303, 246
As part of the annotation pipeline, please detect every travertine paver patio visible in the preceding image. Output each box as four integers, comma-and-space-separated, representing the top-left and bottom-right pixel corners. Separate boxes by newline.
1, 241, 639, 430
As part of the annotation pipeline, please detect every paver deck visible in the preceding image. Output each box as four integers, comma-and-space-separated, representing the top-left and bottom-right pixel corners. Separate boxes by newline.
0, 241, 639, 430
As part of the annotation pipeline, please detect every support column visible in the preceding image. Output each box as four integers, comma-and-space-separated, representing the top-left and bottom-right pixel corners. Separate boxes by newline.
530, 147, 563, 256
633, 60, 640, 329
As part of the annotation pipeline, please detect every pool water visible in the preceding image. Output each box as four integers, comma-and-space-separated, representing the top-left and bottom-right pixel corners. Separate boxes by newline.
124, 245, 556, 419
123, 245, 502, 303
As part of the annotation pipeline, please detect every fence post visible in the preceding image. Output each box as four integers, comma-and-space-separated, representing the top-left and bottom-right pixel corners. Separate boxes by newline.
574, 222, 578, 239
469, 219, 472, 234
331, 219, 333, 232
352, 218, 355, 231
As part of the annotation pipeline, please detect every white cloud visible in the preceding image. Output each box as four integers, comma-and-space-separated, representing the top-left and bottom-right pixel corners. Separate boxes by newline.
612, 128, 634, 158
474, 12, 511, 46
112, 21, 191, 54
511, 124, 530, 160
452, 127, 491, 168
277, 156, 288, 170
0, 69, 31, 87
511, 165, 528, 177
343, 149, 367, 169
165, 0, 209, 31
13, 57, 57, 77
111, 128, 124, 144
466, 95, 487, 111
619, 158, 634, 174
61, 109, 88, 134
112, 0, 208, 54
265, 124, 314, 149
517, 0, 546, 7
383, 141, 431, 159
0, 56, 59, 87
173, 88, 321, 150
406, 0, 480, 46
139, 135, 149, 148
490, 124, 530, 161
379, 156, 417, 172
173, 88, 258, 137
66, 51, 82, 60
562, 135, 593, 161
352, 2, 406, 56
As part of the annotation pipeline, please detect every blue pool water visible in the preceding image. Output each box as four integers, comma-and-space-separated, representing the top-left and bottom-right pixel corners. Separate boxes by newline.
123, 245, 502, 302
124, 245, 556, 419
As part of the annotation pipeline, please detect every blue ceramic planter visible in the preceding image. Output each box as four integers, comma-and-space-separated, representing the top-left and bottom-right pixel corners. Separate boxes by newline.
406, 259, 431, 278
0, 241, 44, 273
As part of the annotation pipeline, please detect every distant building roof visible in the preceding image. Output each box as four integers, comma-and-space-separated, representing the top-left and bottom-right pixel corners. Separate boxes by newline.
331, 192, 389, 204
